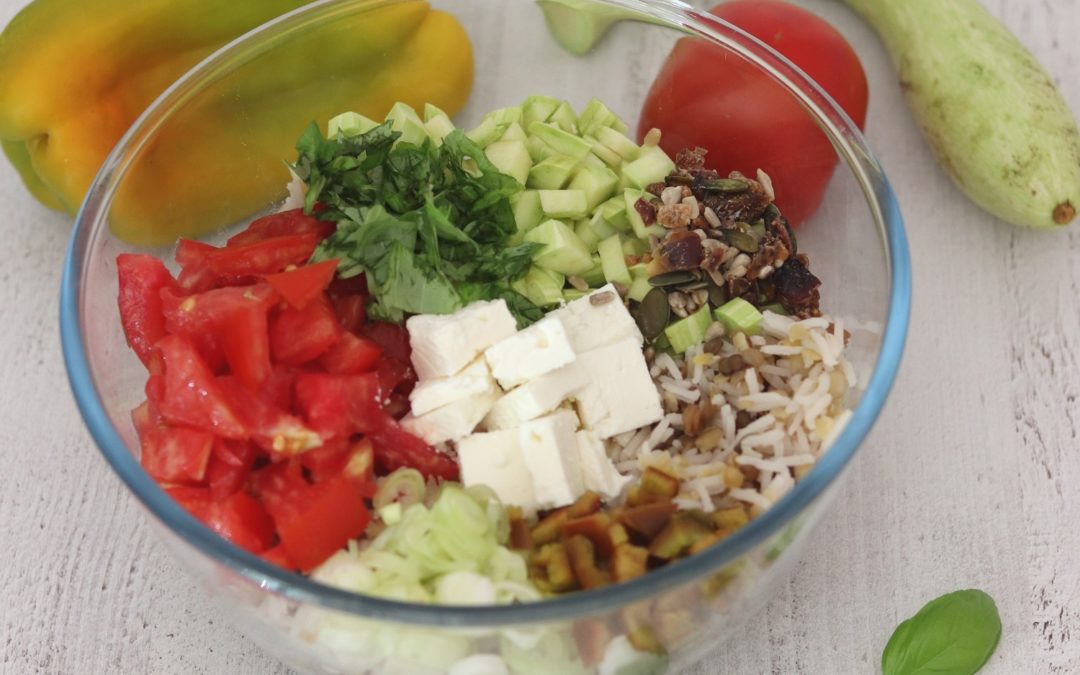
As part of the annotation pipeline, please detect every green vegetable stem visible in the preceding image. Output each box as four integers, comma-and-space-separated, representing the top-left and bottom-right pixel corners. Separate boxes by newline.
882, 589, 1002, 675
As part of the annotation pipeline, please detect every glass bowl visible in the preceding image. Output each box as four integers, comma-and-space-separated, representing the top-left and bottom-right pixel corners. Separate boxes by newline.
60, 0, 910, 672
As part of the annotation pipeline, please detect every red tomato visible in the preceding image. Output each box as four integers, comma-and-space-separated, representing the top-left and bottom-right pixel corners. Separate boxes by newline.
216, 376, 320, 456
319, 332, 383, 375
260, 544, 299, 572
249, 460, 311, 528
178, 234, 321, 292
166, 487, 276, 554
278, 475, 371, 572
301, 438, 376, 486
155, 334, 247, 439
362, 321, 411, 363
293, 372, 385, 439
264, 259, 339, 310
638, 0, 868, 225
370, 420, 459, 481
161, 284, 278, 388
227, 208, 335, 248
204, 439, 257, 500
269, 296, 343, 367
117, 254, 178, 367
139, 425, 215, 485
330, 294, 367, 334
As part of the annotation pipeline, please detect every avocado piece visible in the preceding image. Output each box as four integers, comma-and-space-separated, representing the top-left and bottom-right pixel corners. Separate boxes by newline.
525, 219, 594, 276
384, 102, 428, 146
327, 111, 378, 138
569, 165, 619, 211
528, 155, 579, 189
539, 189, 589, 219
511, 190, 544, 234
664, 305, 714, 354
528, 121, 592, 160
621, 145, 676, 190
598, 234, 632, 286
612, 543, 649, 582
485, 140, 532, 185
532, 507, 571, 546
595, 125, 641, 162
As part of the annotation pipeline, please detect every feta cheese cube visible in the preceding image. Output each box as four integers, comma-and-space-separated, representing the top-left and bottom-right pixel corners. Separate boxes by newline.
575, 430, 632, 500
484, 316, 576, 390
518, 409, 584, 509
457, 429, 537, 512
409, 358, 494, 417
401, 388, 499, 445
407, 300, 517, 380
549, 284, 642, 353
483, 362, 589, 430
574, 337, 663, 439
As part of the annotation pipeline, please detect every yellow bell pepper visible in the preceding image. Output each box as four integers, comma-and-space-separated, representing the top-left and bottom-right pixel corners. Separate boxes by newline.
0, 0, 474, 245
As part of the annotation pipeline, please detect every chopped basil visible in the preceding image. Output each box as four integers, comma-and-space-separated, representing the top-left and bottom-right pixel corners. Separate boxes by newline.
882, 589, 1001, 675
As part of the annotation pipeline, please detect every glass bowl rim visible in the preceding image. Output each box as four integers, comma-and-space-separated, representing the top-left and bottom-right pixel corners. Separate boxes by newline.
59, 0, 911, 627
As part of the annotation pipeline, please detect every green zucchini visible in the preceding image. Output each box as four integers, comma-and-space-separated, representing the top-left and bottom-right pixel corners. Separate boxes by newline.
842, 0, 1079, 228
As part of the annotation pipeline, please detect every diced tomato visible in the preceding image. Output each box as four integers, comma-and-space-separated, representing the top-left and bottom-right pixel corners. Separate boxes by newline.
331, 294, 367, 334
327, 272, 368, 297
293, 372, 384, 439
217, 376, 321, 456
362, 321, 411, 364
269, 296, 342, 367
263, 259, 339, 310
166, 487, 276, 554
374, 356, 416, 398
156, 334, 247, 439
262, 367, 296, 412
370, 420, 459, 481
205, 439, 257, 500
161, 284, 278, 386
143, 375, 166, 421
175, 239, 216, 266
301, 437, 376, 487
175, 239, 220, 293
319, 332, 382, 375
209, 234, 321, 279
117, 254, 179, 367
227, 208, 335, 248
260, 544, 299, 572
139, 425, 215, 485
278, 475, 371, 572
249, 460, 310, 529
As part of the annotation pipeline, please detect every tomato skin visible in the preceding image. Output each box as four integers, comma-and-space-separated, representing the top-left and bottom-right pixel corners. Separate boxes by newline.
264, 259, 339, 310
177, 234, 321, 292
371, 420, 460, 481
117, 254, 178, 368
227, 208, 335, 248
269, 296, 343, 367
319, 332, 383, 375
155, 334, 247, 439
637, 0, 868, 225
293, 372, 384, 439
278, 475, 371, 572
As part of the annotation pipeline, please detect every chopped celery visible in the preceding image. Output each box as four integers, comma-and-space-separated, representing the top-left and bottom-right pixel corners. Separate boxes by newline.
664, 305, 713, 353
714, 297, 763, 336
628, 273, 652, 302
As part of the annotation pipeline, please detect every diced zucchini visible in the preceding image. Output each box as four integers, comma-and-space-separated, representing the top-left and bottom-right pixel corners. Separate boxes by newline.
528, 155, 580, 190
585, 135, 623, 168
513, 265, 566, 308
499, 121, 528, 143
582, 256, 607, 286
424, 114, 456, 146
568, 165, 619, 212
587, 210, 618, 241
595, 125, 641, 162
628, 274, 653, 302
665, 305, 713, 354
577, 98, 626, 137
628, 262, 649, 279
621, 144, 675, 190
598, 235, 632, 286
467, 106, 523, 148
581, 152, 607, 169
385, 102, 428, 146
524, 219, 594, 275
621, 236, 650, 256
714, 298, 763, 336
485, 140, 532, 185
575, 218, 602, 251
562, 288, 590, 301
624, 188, 664, 239
328, 111, 378, 138
599, 196, 631, 231
539, 189, 589, 219
526, 134, 556, 163
548, 100, 578, 133
528, 121, 592, 160
511, 190, 544, 235
423, 103, 449, 122
522, 95, 563, 128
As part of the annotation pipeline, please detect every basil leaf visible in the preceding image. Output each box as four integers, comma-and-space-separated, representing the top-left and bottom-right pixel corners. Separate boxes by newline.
882, 589, 1001, 675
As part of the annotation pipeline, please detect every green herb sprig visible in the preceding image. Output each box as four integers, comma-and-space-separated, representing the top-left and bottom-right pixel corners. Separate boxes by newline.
292, 121, 540, 325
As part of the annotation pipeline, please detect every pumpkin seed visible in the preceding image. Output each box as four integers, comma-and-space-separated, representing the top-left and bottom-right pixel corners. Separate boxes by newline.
648, 270, 697, 287
697, 178, 750, 194
637, 288, 671, 341
707, 277, 728, 307
678, 279, 709, 292
724, 230, 760, 253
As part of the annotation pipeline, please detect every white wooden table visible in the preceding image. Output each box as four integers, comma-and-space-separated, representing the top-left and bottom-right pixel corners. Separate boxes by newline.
2, 1, 1078, 673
